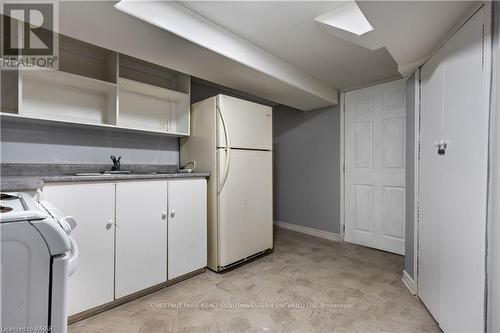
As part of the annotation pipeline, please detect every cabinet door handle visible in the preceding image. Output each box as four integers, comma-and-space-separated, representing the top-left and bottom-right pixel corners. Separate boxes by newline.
105, 222, 113, 230
161, 212, 167, 220
170, 210, 176, 218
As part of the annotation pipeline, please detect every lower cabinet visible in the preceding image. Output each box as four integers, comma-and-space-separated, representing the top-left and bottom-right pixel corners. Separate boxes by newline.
42, 183, 116, 316
43, 178, 207, 316
115, 181, 168, 298
168, 179, 207, 279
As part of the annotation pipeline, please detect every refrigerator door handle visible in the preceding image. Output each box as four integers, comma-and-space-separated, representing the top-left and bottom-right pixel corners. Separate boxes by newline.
217, 101, 231, 194
219, 147, 231, 194
217, 101, 230, 147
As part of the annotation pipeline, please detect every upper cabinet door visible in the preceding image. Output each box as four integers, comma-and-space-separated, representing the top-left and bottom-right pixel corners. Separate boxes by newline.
42, 183, 116, 316
168, 179, 207, 280
217, 95, 272, 150
115, 180, 168, 298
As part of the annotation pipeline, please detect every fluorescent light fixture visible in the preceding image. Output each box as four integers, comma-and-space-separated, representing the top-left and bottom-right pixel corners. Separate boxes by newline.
315, 1, 373, 36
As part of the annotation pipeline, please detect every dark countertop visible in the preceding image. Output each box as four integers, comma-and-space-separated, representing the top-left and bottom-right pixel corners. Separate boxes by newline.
1, 176, 45, 192
1, 173, 210, 192
0, 164, 210, 192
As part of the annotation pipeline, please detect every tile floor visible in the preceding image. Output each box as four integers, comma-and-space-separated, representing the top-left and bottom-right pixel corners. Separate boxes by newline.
69, 227, 440, 333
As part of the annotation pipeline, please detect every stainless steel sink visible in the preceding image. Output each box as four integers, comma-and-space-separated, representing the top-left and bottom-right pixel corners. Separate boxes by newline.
75, 171, 132, 176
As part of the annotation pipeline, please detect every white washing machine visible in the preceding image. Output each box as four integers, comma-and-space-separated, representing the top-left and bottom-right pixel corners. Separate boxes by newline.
1, 192, 79, 333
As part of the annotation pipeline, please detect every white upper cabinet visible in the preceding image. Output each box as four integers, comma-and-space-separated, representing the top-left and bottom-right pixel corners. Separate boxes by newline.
42, 183, 116, 316
115, 180, 168, 298
168, 179, 207, 280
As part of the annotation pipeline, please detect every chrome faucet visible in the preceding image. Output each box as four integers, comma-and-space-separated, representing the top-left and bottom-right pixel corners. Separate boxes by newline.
110, 156, 122, 171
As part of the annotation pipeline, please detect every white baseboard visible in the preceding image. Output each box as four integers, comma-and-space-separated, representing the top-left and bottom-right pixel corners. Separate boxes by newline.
274, 220, 341, 242
402, 269, 417, 295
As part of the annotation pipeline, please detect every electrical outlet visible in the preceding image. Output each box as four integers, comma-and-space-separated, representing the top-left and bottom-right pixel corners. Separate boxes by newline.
159, 120, 168, 131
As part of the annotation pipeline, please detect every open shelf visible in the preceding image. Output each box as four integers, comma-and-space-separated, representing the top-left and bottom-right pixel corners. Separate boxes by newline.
119, 54, 190, 94
0, 112, 189, 137
1, 34, 191, 136
19, 70, 117, 126
59, 35, 118, 83
1, 70, 19, 114
118, 78, 190, 135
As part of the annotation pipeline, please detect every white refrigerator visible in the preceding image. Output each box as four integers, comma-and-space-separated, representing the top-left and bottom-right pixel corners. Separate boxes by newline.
181, 94, 273, 271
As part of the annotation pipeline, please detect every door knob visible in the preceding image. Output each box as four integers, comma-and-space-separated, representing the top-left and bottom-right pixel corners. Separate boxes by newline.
105, 222, 113, 230
170, 210, 176, 218
434, 140, 447, 156
161, 212, 167, 220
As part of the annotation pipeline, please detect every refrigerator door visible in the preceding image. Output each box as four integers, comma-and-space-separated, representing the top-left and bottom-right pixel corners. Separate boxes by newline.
217, 95, 272, 150
217, 149, 273, 267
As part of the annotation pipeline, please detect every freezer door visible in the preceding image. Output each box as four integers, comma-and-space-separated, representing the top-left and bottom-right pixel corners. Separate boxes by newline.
218, 149, 273, 267
217, 95, 272, 150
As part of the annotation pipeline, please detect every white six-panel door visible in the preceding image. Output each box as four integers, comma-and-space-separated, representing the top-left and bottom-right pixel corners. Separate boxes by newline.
344, 79, 406, 255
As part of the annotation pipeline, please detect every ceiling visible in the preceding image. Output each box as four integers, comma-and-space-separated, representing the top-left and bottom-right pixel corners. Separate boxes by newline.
59, 1, 478, 110
178, 1, 399, 90
179, 1, 476, 89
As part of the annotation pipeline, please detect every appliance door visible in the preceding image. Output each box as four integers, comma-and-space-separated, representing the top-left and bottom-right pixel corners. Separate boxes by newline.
217, 95, 272, 150
1, 222, 51, 331
51, 252, 70, 333
217, 149, 273, 267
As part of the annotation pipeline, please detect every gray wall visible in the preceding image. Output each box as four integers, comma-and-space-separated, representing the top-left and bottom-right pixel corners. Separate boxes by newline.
404, 73, 416, 279
0, 120, 179, 164
488, 3, 500, 332
0, 79, 274, 165
191, 78, 276, 107
273, 105, 341, 233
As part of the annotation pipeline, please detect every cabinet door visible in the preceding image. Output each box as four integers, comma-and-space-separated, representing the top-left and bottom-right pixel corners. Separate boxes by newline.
168, 179, 207, 279
438, 8, 487, 332
115, 181, 168, 298
419, 46, 446, 322
43, 183, 115, 315
419, 7, 488, 332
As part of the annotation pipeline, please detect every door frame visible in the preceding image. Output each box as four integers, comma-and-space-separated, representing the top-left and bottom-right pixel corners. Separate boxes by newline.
412, 69, 421, 292
339, 91, 345, 241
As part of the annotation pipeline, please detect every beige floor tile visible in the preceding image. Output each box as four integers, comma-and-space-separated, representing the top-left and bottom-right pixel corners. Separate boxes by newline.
69, 227, 439, 333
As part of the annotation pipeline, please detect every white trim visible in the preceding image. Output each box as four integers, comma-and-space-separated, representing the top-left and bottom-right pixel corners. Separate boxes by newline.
415, 2, 485, 72
339, 91, 345, 242
274, 220, 341, 242
413, 68, 421, 292
402, 270, 417, 295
